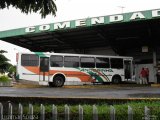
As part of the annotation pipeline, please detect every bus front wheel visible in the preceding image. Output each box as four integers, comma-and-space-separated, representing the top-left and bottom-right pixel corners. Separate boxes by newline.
53, 75, 65, 87
112, 75, 121, 84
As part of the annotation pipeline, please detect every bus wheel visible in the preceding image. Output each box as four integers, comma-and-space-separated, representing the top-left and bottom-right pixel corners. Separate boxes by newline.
112, 76, 121, 84
53, 76, 64, 87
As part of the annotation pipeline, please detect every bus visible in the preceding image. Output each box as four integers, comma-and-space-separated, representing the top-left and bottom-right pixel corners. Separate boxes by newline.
16, 52, 134, 87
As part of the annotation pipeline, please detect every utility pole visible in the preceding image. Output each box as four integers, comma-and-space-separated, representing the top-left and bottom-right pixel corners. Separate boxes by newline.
117, 6, 125, 13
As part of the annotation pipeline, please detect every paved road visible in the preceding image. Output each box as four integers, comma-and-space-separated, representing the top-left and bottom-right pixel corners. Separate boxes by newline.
0, 86, 160, 98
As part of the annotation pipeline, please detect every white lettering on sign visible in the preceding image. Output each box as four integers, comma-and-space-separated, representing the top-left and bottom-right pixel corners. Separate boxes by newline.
54, 22, 70, 29
25, 27, 35, 33
110, 15, 123, 22
24, 9, 160, 33
75, 19, 86, 27
39, 25, 50, 31
91, 17, 104, 25
152, 9, 160, 17
130, 12, 145, 20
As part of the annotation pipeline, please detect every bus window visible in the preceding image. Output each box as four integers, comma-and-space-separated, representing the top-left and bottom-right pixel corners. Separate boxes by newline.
80, 57, 95, 68
21, 54, 39, 66
110, 58, 123, 69
64, 56, 79, 67
96, 57, 109, 68
50, 55, 63, 67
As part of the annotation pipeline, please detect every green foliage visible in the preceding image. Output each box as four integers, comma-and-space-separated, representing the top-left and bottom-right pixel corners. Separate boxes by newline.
0, 0, 57, 18
10, 101, 160, 120
0, 50, 12, 74
0, 75, 10, 82
0, 50, 7, 54
8, 65, 16, 78
8, 65, 16, 73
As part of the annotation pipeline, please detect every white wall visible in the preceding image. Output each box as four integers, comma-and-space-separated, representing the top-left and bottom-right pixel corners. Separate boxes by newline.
135, 64, 156, 83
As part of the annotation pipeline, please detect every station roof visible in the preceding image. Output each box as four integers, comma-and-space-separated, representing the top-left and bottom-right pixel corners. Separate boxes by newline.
1, 9, 160, 53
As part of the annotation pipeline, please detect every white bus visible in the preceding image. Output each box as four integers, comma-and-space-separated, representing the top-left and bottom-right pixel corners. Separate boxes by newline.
16, 52, 134, 87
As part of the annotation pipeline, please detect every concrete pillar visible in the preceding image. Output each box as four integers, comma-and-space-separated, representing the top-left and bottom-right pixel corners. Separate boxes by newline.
153, 49, 157, 83
153, 50, 157, 67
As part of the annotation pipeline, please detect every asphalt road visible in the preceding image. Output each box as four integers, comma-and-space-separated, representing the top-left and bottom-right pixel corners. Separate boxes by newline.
0, 86, 160, 98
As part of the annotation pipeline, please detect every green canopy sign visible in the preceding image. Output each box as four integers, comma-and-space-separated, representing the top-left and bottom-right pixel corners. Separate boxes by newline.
0, 9, 160, 38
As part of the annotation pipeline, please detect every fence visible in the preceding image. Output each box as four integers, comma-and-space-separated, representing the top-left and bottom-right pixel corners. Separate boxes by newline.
0, 103, 156, 120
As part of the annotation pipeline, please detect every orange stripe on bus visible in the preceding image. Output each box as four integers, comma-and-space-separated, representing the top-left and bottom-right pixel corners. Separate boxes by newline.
23, 67, 94, 82
24, 66, 39, 74
91, 69, 109, 81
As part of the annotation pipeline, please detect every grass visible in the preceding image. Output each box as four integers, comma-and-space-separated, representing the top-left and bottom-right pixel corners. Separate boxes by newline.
0, 75, 11, 82
6, 101, 160, 120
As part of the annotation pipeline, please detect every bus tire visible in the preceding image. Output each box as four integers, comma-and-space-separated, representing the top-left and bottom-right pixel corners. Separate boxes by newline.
112, 75, 121, 84
53, 75, 65, 87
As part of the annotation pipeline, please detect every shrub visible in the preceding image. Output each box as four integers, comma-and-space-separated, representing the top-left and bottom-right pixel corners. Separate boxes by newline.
0, 75, 10, 82
10, 102, 160, 120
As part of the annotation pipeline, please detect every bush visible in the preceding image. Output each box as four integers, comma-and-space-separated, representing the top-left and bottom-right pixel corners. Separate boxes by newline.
0, 75, 10, 82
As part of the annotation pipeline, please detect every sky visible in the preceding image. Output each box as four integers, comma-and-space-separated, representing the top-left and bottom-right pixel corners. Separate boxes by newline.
0, 0, 160, 65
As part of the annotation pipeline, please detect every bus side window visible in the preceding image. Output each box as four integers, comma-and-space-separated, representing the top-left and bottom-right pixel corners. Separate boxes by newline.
21, 54, 39, 66
110, 58, 123, 69
50, 55, 63, 67
80, 57, 95, 68
96, 57, 109, 68
64, 56, 79, 67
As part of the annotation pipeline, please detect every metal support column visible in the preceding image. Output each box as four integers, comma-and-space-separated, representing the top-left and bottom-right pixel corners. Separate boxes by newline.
153, 48, 157, 83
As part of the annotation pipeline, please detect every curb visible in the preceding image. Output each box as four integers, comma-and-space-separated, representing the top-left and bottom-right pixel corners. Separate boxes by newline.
0, 96, 160, 105
151, 84, 160, 87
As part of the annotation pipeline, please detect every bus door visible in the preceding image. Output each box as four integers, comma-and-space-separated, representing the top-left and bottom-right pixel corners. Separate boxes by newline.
40, 57, 49, 81
124, 60, 132, 81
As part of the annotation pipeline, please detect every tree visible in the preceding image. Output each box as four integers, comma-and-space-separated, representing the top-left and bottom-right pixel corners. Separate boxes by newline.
0, 50, 12, 74
0, 0, 57, 18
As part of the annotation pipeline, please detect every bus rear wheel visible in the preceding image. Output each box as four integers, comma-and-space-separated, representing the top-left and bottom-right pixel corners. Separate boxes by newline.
53, 76, 64, 87
112, 76, 121, 84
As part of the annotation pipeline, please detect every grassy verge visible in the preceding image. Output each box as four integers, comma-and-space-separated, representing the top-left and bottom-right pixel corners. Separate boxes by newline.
0, 75, 11, 83
5, 101, 160, 120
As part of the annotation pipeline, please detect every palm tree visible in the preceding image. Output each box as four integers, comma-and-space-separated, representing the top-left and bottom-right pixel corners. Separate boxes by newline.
0, 0, 57, 18
0, 50, 12, 74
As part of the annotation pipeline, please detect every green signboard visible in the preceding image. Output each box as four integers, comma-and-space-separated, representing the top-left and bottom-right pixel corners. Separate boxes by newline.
0, 9, 160, 38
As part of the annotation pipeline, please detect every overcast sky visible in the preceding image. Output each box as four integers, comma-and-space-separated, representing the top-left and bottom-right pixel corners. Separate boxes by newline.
0, 0, 160, 65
